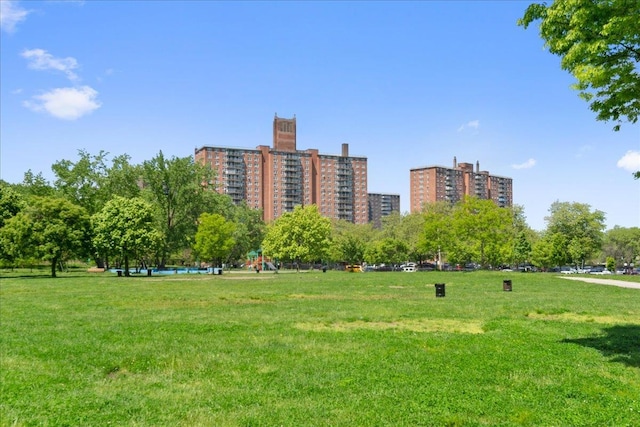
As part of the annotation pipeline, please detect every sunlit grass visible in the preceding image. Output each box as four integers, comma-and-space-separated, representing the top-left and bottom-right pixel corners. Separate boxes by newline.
1, 270, 639, 426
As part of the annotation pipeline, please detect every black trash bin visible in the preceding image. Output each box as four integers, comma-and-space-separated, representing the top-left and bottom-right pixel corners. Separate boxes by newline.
503, 279, 512, 292
435, 283, 445, 297
147, 269, 152, 277
117, 270, 122, 277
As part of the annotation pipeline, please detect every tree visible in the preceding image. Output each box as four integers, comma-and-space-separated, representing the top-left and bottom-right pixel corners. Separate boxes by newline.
262, 205, 332, 268
418, 201, 455, 269
519, 0, 640, 134
364, 238, 408, 267
0, 183, 24, 228
544, 201, 606, 267
602, 226, 640, 267
329, 219, 375, 265
227, 202, 265, 265
52, 150, 110, 216
380, 211, 426, 263
512, 232, 533, 268
530, 234, 556, 271
511, 205, 535, 268
452, 197, 514, 268
103, 154, 142, 199
605, 256, 616, 272
141, 151, 218, 268
1, 197, 91, 277
92, 196, 160, 276
17, 170, 55, 198
193, 213, 236, 267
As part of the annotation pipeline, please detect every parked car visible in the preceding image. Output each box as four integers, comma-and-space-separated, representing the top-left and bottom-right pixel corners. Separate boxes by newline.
402, 266, 416, 272
590, 266, 612, 275
418, 263, 436, 271
559, 266, 577, 274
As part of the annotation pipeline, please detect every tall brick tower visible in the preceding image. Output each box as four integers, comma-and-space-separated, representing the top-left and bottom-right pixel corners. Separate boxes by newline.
273, 114, 296, 152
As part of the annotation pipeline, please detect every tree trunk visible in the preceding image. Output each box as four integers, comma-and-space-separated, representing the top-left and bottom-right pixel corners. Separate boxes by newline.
124, 255, 130, 277
50, 257, 58, 278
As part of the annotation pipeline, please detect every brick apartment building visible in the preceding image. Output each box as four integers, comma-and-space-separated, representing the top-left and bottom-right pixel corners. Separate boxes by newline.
194, 115, 369, 223
409, 157, 513, 212
368, 193, 400, 228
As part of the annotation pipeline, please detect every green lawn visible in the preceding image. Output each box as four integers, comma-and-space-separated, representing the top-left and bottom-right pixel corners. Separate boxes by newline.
1, 270, 639, 426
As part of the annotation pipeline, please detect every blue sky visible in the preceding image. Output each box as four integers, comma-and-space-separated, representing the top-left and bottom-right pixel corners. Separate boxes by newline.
1, 0, 639, 231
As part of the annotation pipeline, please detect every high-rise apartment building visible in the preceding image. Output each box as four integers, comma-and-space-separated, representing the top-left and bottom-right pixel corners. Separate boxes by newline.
368, 193, 400, 228
409, 157, 512, 212
194, 115, 368, 223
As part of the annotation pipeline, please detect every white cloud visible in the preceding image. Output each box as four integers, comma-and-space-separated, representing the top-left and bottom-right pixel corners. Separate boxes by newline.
616, 150, 640, 172
457, 120, 480, 132
22, 49, 80, 81
0, 0, 29, 33
23, 86, 101, 120
512, 158, 536, 170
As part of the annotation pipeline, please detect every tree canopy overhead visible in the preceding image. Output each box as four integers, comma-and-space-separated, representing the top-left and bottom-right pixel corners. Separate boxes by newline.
519, 0, 640, 131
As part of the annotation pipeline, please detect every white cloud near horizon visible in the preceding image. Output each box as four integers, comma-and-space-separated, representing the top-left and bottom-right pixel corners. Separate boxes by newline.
23, 86, 101, 120
616, 150, 640, 173
512, 158, 536, 170
0, 0, 29, 33
457, 120, 480, 132
22, 49, 80, 81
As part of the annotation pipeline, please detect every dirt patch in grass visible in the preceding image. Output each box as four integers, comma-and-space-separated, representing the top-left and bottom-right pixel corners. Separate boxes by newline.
526, 312, 639, 324
295, 318, 484, 334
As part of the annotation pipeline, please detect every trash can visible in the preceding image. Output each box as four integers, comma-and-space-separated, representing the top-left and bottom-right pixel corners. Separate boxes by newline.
147, 269, 152, 277
322, 266, 327, 273
217, 268, 222, 275
117, 270, 122, 277
503, 279, 512, 292
435, 283, 445, 297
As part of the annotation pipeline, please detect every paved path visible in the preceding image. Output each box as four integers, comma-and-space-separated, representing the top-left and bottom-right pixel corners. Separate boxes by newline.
559, 276, 640, 289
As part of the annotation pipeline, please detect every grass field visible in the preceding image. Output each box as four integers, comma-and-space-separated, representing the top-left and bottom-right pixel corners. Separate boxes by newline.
1, 269, 639, 426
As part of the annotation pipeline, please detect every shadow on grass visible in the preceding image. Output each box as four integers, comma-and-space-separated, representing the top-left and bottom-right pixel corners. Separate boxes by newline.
562, 325, 640, 368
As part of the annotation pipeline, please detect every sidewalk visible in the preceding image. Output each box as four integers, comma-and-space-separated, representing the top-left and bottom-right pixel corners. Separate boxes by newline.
559, 276, 640, 289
